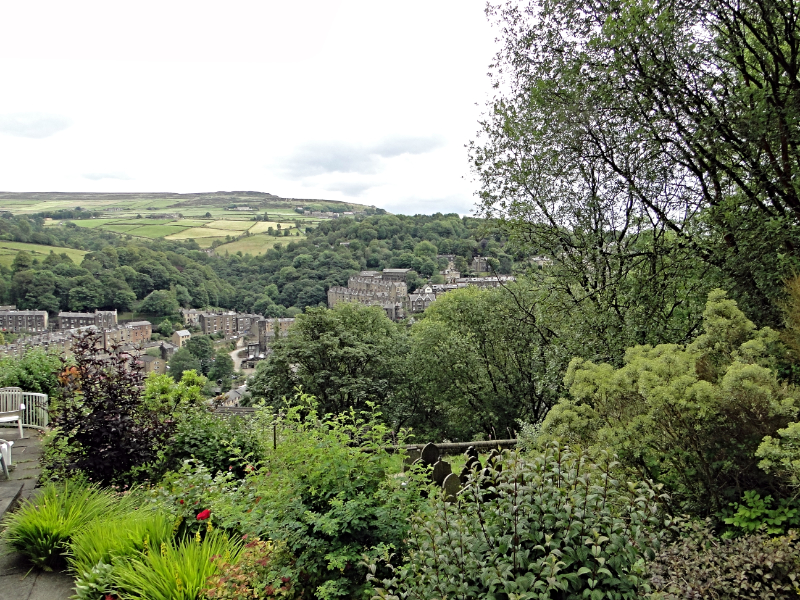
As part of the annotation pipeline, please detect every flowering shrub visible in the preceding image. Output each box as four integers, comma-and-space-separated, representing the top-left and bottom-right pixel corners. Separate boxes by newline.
203, 538, 298, 599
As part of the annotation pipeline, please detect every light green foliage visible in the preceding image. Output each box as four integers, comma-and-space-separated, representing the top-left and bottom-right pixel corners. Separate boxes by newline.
71, 561, 115, 600
142, 370, 207, 418
0, 348, 62, 395
1, 481, 130, 570
112, 533, 240, 600
540, 290, 799, 514
67, 511, 173, 583
757, 422, 800, 489
372, 443, 665, 600
722, 491, 800, 537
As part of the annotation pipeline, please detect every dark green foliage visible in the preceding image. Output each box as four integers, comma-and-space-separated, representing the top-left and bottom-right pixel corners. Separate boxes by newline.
184, 335, 215, 375
139, 289, 180, 316
249, 303, 408, 416
372, 443, 665, 600
208, 349, 234, 391
166, 411, 260, 478
647, 519, 800, 599
0, 347, 62, 395
168, 347, 201, 381
52, 331, 174, 485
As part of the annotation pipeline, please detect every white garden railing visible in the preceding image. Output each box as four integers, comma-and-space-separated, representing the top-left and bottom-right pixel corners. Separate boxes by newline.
0, 387, 49, 431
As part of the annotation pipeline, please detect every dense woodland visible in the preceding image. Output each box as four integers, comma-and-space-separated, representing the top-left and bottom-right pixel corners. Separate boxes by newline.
4, 0, 800, 598
0, 211, 515, 317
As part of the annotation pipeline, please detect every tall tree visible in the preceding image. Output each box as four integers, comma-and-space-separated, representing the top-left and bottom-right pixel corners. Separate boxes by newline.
475, 0, 800, 326
249, 303, 408, 416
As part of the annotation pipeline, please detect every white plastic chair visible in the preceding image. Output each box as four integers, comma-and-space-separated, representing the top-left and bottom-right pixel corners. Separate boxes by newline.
0, 439, 12, 479
0, 402, 24, 439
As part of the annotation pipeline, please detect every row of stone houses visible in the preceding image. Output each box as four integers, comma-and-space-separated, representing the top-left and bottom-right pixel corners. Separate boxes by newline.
57, 309, 118, 330
0, 320, 153, 359
180, 309, 261, 337
328, 269, 517, 319
0, 308, 48, 333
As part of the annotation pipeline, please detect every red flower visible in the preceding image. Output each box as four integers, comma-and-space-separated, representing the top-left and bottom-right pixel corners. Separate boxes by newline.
179, 499, 184, 504
196, 509, 211, 521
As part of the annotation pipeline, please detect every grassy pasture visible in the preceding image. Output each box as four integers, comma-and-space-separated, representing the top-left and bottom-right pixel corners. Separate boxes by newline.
0, 241, 87, 267
214, 232, 306, 256
102, 224, 142, 233
126, 224, 192, 238
249, 221, 295, 234
165, 227, 233, 239
206, 220, 254, 231
68, 219, 120, 229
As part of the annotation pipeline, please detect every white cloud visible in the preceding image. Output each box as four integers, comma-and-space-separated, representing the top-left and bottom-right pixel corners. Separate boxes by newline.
83, 172, 132, 181
0, 113, 72, 139
0, 0, 498, 215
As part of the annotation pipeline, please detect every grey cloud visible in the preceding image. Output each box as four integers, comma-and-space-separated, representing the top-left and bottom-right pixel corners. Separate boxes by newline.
282, 135, 445, 178
324, 181, 377, 196
0, 112, 72, 139
83, 172, 132, 181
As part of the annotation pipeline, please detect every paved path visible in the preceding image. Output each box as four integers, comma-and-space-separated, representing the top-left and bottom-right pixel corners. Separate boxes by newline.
0, 431, 73, 600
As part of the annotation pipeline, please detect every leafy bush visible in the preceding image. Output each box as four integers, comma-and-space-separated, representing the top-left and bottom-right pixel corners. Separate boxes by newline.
371, 443, 665, 600
540, 289, 799, 514
166, 410, 261, 478
152, 401, 423, 600
203, 538, 298, 599
53, 331, 175, 485
112, 532, 240, 600
151, 460, 240, 540
67, 510, 173, 579
1, 480, 126, 570
0, 347, 62, 396
72, 561, 115, 600
647, 519, 800, 599
722, 491, 800, 536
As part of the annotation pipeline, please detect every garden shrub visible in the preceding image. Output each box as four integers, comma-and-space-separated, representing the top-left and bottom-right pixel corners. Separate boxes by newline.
152, 401, 423, 600
151, 460, 240, 540
112, 532, 240, 600
540, 289, 799, 514
371, 443, 666, 600
721, 491, 800, 536
203, 538, 298, 599
647, 519, 800, 599
53, 331, 175, 485
165, 410, 261, 478
1, 480, 128, 570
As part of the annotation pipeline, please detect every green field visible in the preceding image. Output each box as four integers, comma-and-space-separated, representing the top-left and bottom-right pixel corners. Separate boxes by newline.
249, 221, 295, 234
207, 220, 254, 231
165, 227, 232, 239
126, 224, 192, 238
214, 232, 306, 256
0, 241, 87, 267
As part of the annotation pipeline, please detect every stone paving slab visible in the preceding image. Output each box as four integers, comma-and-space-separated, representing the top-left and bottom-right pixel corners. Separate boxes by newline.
0, 432, 75, 600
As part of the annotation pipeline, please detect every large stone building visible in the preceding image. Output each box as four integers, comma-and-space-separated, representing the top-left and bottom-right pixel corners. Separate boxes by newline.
199, 312, 237, 336
104, 321, 153, 348
172, 329, 191, 348
258, 317, 295, 352
0, 309, 48, 333
57, 310, 117, 330
327, 269, 410, 321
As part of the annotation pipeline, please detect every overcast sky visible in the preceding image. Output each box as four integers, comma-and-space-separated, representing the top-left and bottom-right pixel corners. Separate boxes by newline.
0, 1, 500, 215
